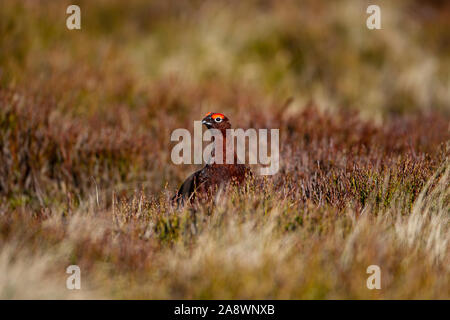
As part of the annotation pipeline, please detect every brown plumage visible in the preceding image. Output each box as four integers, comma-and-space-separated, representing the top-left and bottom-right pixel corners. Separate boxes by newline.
173, 112, 252, 204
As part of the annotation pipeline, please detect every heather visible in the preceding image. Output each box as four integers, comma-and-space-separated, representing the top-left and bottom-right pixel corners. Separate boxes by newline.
0, 0, 449, 299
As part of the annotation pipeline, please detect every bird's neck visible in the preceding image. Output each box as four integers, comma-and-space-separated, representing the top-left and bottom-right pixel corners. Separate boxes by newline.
211, 130, 237, 164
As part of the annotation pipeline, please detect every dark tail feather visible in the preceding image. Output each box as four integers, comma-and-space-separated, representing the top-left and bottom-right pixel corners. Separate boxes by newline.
171, 171, 199, 206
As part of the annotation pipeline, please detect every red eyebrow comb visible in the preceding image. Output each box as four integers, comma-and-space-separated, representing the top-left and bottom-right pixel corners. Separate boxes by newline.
211, 113, 225, 119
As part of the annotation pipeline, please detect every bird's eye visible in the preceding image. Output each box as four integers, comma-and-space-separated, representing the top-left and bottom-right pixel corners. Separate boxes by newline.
215, 117, 223, 123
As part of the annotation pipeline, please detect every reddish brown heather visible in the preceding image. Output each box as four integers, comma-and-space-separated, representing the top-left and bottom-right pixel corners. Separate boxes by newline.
0, 86, 449, 299
0, 0, 449, 299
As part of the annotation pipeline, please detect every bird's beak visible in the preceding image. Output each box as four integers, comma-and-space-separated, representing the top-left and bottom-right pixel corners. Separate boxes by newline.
202, 118, 213, 128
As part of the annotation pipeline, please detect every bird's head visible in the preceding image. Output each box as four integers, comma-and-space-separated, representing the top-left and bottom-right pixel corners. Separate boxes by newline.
202, 112, 231, 130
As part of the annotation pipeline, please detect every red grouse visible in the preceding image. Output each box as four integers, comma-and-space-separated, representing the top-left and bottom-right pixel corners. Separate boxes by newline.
173, 112, 252, 204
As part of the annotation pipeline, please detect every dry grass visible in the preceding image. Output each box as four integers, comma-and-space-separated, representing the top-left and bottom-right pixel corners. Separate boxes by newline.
0, 0, 449, 299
